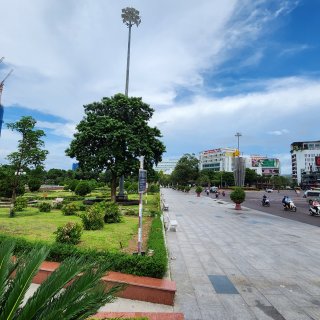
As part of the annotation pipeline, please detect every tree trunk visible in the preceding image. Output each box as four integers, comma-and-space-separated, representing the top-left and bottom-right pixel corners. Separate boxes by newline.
10, 184, 17, 218
111, 173, 117, 202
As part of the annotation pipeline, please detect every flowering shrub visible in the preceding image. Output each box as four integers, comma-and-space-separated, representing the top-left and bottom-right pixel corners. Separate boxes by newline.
38, 202, 52, 212
81, 203, 104, 230
104, 202, 121, 224
62, 203, 78, 216
55, 222, 82, 245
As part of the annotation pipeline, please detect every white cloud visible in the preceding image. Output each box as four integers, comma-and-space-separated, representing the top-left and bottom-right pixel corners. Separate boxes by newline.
0, 0, 309, 174
267, 129, 289, 136
36, 121, 76, 138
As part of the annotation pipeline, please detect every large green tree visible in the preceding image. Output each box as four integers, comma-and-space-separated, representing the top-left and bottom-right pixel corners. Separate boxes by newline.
66, 94, 165, 200
171, 153, 199, 186
6, 116, 48, 217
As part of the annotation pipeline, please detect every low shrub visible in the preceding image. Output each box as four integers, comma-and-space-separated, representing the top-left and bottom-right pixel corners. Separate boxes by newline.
230, 187, 246, 204
195, 186, 203, 194
81, 203, 104, 230
124, 208, 138, 216
38, 202, 52, 212
146, 215, 168, 278
28, 178, 42, 192
75, 181, 91, 196
148, 184, 159, 193
104, 202, 121, 224
55, 222, 83, 245
14, 196, 28, 212
62, 203, 78, 216
54, 202, 64, 210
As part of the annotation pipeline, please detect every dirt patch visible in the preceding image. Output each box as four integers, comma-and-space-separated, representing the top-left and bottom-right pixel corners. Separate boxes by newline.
121, 216, 153, 254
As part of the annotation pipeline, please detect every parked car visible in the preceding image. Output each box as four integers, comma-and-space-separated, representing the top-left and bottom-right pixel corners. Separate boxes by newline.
210, 186, 219, 193
266, 188, 273, 193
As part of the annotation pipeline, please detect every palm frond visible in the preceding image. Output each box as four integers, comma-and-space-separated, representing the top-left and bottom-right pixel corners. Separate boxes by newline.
35, 263, 122, 320
0, 246, 49, 320
16, 257, 87, 320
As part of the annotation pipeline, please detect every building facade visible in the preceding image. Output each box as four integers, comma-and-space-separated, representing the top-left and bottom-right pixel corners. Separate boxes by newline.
199, 148, 236, 172
154, 158, 179, 174
291, 140, 320, 186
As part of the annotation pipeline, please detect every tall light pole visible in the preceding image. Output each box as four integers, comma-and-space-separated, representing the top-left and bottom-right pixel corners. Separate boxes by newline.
235, 132, 242, 154
118, 7, 141, 199
235, 132, 242, 187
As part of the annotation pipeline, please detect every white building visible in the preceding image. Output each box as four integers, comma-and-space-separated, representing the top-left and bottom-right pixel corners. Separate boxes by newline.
199, 148, 236, 172
199, 148, 280, 176
291, 140, 320, 184
154, 158, 179, 174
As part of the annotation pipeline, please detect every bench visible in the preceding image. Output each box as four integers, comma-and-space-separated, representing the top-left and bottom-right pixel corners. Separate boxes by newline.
163, 213, 178, 232
162, 202, 169, 211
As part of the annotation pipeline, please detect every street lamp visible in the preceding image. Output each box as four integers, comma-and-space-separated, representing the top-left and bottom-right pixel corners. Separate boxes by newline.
235, 132, 242, 154
118, 7, 141, 200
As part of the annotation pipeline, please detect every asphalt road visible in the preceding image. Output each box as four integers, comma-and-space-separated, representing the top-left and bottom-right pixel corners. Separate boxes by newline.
207, 189, 320, 227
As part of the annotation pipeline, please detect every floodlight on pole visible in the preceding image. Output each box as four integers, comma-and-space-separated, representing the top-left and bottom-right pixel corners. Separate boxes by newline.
121, 7, 141, 96
118, 7, 141, 200
235, 132, 242, 154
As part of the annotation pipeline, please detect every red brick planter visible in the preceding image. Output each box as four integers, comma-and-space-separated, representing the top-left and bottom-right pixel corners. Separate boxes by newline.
33, 261, 176, 306
92, 312, 184, 319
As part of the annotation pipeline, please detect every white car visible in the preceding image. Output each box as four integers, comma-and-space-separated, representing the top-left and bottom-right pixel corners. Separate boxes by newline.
266, 188, 273, 193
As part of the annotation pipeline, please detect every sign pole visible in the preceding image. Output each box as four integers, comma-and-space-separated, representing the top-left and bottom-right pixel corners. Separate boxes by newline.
138, 156, 146, 254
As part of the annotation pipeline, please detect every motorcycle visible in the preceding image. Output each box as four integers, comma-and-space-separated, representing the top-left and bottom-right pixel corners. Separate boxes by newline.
262, 198, 270, 207
309, 200, 320, 216
283, 200, 297, 212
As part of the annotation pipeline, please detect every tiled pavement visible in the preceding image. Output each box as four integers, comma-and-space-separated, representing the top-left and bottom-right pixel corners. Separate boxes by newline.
162, 188, 320, 320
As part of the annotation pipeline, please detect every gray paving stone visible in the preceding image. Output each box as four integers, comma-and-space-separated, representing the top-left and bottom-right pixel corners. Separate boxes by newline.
161, 188, 320, 319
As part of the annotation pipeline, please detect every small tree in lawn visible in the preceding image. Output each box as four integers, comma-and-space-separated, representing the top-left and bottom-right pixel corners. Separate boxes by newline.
230, 187, 246, 210
6, 116, 48, 217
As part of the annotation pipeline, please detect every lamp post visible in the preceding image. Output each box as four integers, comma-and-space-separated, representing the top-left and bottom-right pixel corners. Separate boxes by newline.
118, 7, 141, 200
235, 132, 242, 187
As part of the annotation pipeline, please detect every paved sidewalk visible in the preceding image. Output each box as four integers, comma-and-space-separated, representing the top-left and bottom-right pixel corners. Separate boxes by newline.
162, 188, 320, 320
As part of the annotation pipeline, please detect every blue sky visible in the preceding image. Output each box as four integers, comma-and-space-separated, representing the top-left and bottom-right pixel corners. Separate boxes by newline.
1, 0, 320, 174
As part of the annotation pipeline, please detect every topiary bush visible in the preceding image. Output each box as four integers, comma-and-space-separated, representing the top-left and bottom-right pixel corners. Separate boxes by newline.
104, 202, 121, 224
195, 186, 203, 194
75, 181, 91, 196
55, 222, 83, 245
81, 203, 104, 230
230, 187, 246, 203
28, 178, 42, 192
61, 203, 78, 216
14, 196, 28, 212
38, 202, 52, 212
230, 187, 246, 210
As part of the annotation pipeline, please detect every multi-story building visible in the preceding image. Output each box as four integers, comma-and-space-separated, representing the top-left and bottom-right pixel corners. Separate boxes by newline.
291, 140, 320, 186
199, 148, 280, 176
154, 158, 179, 174
199, 148, 236, 172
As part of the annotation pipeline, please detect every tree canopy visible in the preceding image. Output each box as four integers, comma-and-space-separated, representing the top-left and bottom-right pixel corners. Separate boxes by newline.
66, 93, 165, 200
171, 153, 199, 185
6, 116, 48, 216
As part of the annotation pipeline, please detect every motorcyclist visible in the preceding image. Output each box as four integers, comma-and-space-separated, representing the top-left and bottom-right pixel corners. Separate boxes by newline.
262, 194, 267, 205
282, 196, 290, 209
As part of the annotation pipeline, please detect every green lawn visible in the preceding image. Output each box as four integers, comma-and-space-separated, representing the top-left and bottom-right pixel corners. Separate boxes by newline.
0, 192, 160, 252
0, 207, 138, 251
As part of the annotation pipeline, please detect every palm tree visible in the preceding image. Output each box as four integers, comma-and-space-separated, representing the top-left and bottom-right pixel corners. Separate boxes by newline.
0, 240, 120, 320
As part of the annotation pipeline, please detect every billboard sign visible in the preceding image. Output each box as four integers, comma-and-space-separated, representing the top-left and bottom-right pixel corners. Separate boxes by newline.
251, 157, 278, 168
316, 156, 320, 167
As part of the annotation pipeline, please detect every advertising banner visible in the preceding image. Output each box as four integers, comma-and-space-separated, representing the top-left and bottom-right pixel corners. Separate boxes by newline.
251, 157, 277, 168
316, 156, 320, 167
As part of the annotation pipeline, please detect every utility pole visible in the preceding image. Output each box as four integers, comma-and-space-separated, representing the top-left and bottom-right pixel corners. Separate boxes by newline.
118, 7, 141, 200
